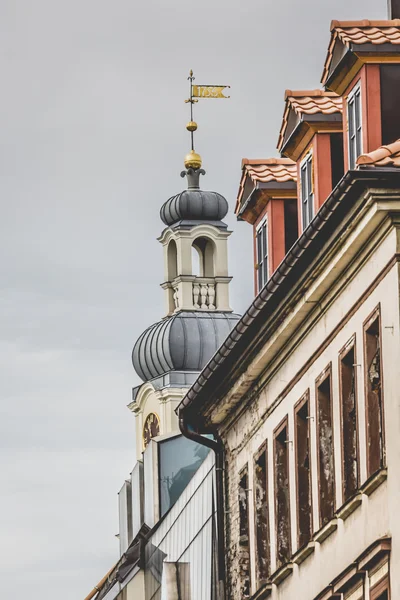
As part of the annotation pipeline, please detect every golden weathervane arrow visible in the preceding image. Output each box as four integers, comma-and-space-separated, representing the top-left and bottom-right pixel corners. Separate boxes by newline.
183, 70, 230, 170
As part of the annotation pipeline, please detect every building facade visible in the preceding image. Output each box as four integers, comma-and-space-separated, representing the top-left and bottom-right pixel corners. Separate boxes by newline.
178, 10, 400, 600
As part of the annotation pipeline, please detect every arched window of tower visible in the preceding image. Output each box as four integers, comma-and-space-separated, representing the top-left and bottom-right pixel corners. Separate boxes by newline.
192, 237, 215, 278
167, 240, 178, 281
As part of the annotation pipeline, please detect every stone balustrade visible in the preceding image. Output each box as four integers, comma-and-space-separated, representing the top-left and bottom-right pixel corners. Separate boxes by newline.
193, 279, 216, 310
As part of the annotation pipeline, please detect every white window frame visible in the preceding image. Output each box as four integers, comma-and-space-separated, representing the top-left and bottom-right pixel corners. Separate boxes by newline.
347, 81, 363, 170
300, 151, 314, 231
256, 216, 268, 292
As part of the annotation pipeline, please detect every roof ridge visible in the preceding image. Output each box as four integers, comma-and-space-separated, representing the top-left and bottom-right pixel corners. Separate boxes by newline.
284, 89, 339, 99
242, 157, 295, 167
330, 19, 400, 30
357, 139, 400, 167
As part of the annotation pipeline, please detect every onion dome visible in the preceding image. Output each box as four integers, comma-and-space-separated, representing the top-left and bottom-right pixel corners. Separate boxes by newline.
132, 311, 240, 382
160, 167, 229, 227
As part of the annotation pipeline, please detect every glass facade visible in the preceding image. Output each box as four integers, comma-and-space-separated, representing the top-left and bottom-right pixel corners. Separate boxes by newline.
145, 452, 216, 600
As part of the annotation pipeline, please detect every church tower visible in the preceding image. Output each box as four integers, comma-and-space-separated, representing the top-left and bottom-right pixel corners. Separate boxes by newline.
129, 144, 239, 461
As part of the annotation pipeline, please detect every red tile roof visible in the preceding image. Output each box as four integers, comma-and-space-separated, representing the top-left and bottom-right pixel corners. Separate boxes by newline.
277, 90, 342, 151
322, 20, 400, 85
236, 158, 296, 213
357, 140, 400, 168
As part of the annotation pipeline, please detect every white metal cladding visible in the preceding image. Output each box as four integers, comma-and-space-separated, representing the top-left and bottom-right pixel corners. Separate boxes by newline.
118, 480, 132, 556
144, 440, 158, 528
144, 451, 216, 600
131, 460, 144, 541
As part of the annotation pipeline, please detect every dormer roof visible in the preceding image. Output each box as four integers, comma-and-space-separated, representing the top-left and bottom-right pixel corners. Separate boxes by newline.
277, 90, 342, 154
277, 90, 342, 161
235, 158, 297, 220
322, 19, 400, 92
357, 140, 400, 168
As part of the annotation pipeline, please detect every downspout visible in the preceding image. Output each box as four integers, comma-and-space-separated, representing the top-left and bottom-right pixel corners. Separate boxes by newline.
178, 413, 226, 600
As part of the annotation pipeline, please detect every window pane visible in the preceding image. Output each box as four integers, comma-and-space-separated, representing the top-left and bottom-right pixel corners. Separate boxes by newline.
274, 422, 291, 566
317, 372, 335, 527
159, 435, 210, 516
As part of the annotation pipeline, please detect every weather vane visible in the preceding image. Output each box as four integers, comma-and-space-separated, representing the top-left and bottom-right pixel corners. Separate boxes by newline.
183, 70, 230, 170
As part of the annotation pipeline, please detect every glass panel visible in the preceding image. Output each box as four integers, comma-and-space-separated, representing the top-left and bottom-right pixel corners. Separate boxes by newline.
262, 222, 268, 285
301, 165, 308, 228
159, 435, 210, 515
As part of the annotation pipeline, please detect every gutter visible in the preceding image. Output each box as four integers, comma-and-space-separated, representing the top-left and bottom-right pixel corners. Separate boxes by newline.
178, 416, 226, 600
177, 168, 400, 420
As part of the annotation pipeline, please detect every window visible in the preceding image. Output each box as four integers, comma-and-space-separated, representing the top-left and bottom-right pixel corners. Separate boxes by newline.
254, 443, 270, 584
294, 393, 312, 548
256, 218, 268, 291
369, 558, 390, 599
364, 307, 385, 478
348, 83, 362, 169
339, 340, 359, 501
316, 366, 335, 527
238, 466, 251, 598
274, 418, 291, 567
300, 153, 314, 229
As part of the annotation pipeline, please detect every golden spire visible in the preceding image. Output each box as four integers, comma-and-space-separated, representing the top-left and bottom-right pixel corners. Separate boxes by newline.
184, 70, 202, 169
183, 71, 230, 170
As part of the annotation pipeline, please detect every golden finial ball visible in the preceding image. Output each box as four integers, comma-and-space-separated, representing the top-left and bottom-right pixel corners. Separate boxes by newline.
184, 150, 202, 169
186, 121, 198, 132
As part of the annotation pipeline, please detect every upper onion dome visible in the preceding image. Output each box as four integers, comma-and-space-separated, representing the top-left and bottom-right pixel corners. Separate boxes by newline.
160, 167, 229, 227
132, 311, 240, 382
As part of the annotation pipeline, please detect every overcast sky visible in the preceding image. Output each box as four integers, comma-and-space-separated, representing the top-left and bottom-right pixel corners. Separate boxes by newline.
0, 1, 387, 598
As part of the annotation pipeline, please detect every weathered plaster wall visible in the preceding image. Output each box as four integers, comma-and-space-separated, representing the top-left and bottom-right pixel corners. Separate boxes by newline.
221, 220, 400, 599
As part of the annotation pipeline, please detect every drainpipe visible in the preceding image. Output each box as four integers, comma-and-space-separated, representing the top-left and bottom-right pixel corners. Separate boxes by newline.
178, 413, 226, 600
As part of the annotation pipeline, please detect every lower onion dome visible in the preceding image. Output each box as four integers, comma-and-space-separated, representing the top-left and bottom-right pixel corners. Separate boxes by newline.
132, 311, 240, 382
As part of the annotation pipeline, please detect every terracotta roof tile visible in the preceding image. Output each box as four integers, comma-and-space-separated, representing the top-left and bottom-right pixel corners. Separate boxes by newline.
322, 20, 400, 85
241, 158, 297, 183
236, 158, 296, 213
277, 90, 342, 151
357, 140, 400, 168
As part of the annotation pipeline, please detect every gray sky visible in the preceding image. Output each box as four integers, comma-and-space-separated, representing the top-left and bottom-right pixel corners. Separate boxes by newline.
0, 1, 386, 598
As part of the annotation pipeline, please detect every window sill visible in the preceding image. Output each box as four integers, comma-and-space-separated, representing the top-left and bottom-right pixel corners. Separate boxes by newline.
336, 491, 363, 521
313, 518, 338, 544
270, 562, 293, 585
292, 541, 315, 565
360, 468, 387, 496
250, 583, 273, 599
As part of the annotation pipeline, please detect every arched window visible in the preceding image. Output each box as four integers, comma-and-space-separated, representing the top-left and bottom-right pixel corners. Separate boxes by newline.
192, 237, 215, 277
167, 240, 178, 281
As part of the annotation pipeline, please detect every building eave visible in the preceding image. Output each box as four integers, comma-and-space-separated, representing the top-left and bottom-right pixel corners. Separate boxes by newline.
177, 168, 400, 429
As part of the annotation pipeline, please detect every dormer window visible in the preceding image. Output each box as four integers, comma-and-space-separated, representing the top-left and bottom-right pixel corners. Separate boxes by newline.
300, 153, 314, 229
347, 83, 362, 169
256, 217, 268, 291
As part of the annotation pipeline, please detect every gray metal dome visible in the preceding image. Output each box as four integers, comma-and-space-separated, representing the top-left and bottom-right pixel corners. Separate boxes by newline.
160, 189, 229, 227
132, 311, 240, 382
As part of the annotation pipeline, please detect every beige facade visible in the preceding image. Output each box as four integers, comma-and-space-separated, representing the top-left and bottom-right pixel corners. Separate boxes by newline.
215, 191, 400, 598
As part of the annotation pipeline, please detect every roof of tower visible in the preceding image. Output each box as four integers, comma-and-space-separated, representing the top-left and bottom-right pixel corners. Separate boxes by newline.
160, 167, 229, 228
132, 311, 241, 382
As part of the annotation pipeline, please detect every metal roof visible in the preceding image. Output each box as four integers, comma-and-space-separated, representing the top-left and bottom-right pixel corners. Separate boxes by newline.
132, 311, 240, 382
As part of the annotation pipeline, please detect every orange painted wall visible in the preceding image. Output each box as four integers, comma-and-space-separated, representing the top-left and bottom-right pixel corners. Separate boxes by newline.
269, 199, 286, 273
314, 133, 333, 210
342, 65, 382, 171
252, 198, 286, 294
